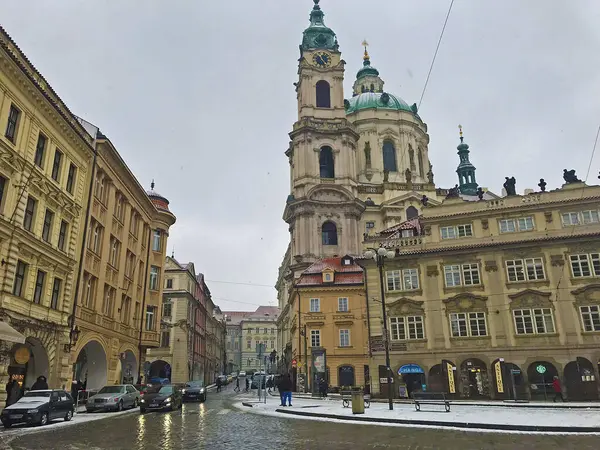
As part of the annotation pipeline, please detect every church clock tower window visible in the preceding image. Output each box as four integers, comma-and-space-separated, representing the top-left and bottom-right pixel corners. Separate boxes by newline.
319, 146, 335, 179
316, 81, 331, 108
322, 221, 338, 246
383, 141, 397, 172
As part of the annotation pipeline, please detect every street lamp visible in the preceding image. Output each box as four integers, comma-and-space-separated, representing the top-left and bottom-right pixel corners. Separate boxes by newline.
364, 246, 396, 411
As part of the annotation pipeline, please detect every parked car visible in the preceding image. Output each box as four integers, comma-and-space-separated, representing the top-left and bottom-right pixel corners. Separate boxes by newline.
182, 381, 206, 403
86, 385, 140, 412
238, 371, 246, 377
1, 389, 74, 428
251, 375, 266, 390
140, 385, 183, 413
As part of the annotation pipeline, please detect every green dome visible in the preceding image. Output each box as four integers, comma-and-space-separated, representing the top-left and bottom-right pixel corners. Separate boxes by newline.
356, 59, 380, 79
301, 0, 338, 51
345, 92, 413, 114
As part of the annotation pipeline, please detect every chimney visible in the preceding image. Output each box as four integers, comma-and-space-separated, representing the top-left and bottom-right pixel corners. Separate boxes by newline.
524, 188, 534, 195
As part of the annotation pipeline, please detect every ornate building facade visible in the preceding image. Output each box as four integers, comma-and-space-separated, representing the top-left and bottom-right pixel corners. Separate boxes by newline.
240, 306, 280, 374
0, 26, 94, 395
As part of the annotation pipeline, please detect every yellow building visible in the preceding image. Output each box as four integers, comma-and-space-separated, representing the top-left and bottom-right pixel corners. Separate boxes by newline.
0, 26, 95, 394
364, 178, 600, 401
290, 256, 368, 393
240, 306, 280, 374
72, 132, 176, 389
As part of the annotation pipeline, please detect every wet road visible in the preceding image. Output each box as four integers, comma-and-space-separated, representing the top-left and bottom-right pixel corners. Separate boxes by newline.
3, 383, 599, 449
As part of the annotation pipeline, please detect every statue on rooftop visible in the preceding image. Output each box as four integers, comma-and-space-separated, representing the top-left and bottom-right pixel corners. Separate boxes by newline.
446, 185, 460, 199
538, 178, 547, 192
503, 176, 517, 196
476, 187, 484, 200
563, 169, 581, 184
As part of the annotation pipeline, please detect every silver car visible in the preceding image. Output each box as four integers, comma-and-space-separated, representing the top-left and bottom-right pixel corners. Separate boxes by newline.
86, 385, 140, 412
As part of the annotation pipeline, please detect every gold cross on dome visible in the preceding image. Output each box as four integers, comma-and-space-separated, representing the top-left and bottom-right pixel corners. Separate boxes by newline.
362, 40, 370, 60
458, 124, 463, 138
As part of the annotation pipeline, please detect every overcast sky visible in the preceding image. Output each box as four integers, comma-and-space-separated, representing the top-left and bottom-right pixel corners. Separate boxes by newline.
3, 1, 600, 311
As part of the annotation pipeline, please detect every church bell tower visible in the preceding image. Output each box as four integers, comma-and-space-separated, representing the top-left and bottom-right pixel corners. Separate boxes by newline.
283, 0, 364, 274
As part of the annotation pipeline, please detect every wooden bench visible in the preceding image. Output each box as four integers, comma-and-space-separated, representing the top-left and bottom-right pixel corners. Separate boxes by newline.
341, 391, 371, 408
412, 392, 450, 412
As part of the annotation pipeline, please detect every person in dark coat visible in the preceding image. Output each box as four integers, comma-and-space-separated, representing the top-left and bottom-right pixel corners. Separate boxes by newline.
30, 376, 48, 391
6, 380, 21, 407
216, 376, 222, 392
280, 374, 293, 407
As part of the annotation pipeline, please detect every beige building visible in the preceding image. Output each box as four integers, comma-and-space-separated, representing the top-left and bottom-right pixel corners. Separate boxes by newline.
203, 279, 226, 384
241, 306, 280, 374
0, 26, 95, 394
71, 132, 176, 389
146, 257, 207, 384
364, 180, 600, 401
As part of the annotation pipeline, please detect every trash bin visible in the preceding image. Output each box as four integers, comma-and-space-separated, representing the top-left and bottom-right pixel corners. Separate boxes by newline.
351, 391, 365, 415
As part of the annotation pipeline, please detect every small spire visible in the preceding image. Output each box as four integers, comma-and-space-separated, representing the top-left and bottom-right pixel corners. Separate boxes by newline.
150, 179, 155, 190
171, 246, 175, 258
458, 124, 464, 143
362, 39, 370, 61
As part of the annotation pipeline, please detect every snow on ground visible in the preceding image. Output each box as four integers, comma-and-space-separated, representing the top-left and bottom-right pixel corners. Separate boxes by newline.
235, 394, 600, 435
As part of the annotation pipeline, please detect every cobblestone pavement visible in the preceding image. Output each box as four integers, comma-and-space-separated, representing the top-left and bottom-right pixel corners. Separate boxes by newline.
2, 385, 599, 449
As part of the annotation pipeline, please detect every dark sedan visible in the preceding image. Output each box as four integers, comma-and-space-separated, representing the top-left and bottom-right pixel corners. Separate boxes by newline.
140, 385, 182, 413
182, 381, 206, 403
1, 390, 74, 428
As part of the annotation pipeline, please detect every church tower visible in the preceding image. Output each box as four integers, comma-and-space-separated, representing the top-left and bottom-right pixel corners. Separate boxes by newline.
456, 126, 479, 195
283, 0, 364, 274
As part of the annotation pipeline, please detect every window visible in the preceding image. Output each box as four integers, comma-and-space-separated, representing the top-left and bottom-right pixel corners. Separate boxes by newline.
270, 339, 275, 349
0, 175, 5, 209
114, 194, 124, 221
570, 253, 600, 278
58, 220, 68, 252
152, 230, 161, 251
120, 295, 131, 323
13, 261, 27, 297
160, 331, 170, 347
499, 217, 534, 233
33, 270, 46, 304
506, 258, 545, 282
580, 305, 600, 332
513, 308, 555, 335
315, 80, 331, 108
90, 222, 102, 254
162, 298, 172, 318
365, 221, 375, 234
51, 149, 62, 181
42, 209, 54, 243
247, 339, 252, 349
138, 262, 145, 286
310, 298, 320, 312
166, 279, 173, 289
149, 266, 160, 290
23, 196, 36, 231
103, 286, 115, 316
50, 278, 62, 310
125, 251, 135, 278
95, 174, 105, 202
562, 210, 600, 226
444, 264, 480, 287
321, 221, 337, 245
319, 146, 335, 178
441, 224, 473, 239
386, 269, 419, 291
129, 210, 138, 236
390, 316, 424, 340
145, 306, 156, 331
83, 275, 96, 308
109, 236, 120, 268
382, 141, 397, 172
66, 164, 77, 194
34, 133, 46, 167
339, 329, 350, 347
5, 104, 20, 142
271, 328, 275, 334
406, 206, 419, 220
338, 297, 348, 312
310, 329, 321, 347
450, 312, 487, 337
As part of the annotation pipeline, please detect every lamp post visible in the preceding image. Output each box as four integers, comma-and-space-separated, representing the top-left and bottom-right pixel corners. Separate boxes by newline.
364, 246, 396, 411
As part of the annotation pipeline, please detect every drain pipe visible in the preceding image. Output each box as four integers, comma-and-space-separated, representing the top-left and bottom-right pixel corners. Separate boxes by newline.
137, 228, 152, 382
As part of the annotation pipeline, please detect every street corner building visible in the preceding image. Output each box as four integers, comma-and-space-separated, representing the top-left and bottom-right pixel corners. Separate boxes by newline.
0, 25, 177, 398
276, 1, 600, 402
238, 306, 280, 375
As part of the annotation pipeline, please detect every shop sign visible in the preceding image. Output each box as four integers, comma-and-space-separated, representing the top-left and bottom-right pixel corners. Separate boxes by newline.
14, 346, 30, 365
536, 365, 547, 374
398, 364, 424, 375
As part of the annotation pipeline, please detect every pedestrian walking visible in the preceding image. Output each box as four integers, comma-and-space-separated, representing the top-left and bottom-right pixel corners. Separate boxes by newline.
280, 373, 292, 407
245, 377, 250, 392
30, 375, 48, 391
5, 379, 19, 407
234, 377, 240, 392
267, 376, 273, 394
319, 377, 328, 398
552, 376, 564, 402
216, 376, 222, 393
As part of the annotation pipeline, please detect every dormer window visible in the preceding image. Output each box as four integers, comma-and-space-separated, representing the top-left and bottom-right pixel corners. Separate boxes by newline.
322, 270, 334, 283
342, 257, 353, 266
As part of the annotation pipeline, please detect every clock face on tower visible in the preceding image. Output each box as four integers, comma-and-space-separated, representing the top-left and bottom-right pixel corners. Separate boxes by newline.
312, 51, 332, 68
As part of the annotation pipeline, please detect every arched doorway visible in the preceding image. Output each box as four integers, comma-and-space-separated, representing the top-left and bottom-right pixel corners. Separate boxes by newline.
564, 357, 598, 401
120, 350, 137, 385
428, 364, 444, 392
491, 360, 526, 400
459, 358, 490, 398
8, 338, 50, 389
527, 361, 558, 401
398, 364, 425, 398
149, 360, 171, 382
74, 340, 108, 390
338, 365, 355, 388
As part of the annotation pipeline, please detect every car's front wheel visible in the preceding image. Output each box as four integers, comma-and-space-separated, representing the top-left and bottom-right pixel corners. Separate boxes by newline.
39, 412, 48, 426
117, 400, 123, 412
2, 422, 11, 429
133, 398, 138, 408
64, 410, 73, 421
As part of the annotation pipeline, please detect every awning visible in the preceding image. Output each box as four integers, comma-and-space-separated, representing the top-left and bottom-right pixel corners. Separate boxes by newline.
0, 320, 25, 344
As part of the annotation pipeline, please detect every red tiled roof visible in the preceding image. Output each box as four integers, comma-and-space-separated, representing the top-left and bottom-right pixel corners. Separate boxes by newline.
251, 306, 280, 317
296, 257, 364, 287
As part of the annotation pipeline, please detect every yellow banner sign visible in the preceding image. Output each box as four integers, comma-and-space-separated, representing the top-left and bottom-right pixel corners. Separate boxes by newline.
494, 360, 504, 394
446, 362, 456, 394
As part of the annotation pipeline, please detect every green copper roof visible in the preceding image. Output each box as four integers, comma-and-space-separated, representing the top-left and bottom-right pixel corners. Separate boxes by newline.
345, 92, 413, 114
356, 58, 380, 79
301, 0, 338, 51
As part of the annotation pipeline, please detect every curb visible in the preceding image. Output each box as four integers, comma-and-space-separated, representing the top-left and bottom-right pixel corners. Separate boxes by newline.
273, 408, 600, 433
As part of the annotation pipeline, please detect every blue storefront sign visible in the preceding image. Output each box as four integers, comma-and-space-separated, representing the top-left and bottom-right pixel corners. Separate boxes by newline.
398, 364, 424, 375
